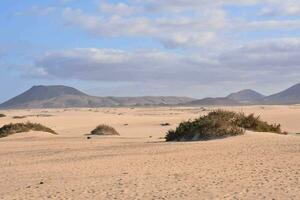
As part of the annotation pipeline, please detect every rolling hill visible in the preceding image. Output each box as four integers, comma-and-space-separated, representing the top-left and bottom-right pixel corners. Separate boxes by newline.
262, 83, 300, 105
185, 84, 300, 106
0, 85, 195, 109
185, 97, 241, 106
2, 83, 300, 109
227, 89, 265, 103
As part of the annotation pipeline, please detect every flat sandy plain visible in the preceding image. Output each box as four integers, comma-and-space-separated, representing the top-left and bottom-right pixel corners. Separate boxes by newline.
0, 106, 299, 200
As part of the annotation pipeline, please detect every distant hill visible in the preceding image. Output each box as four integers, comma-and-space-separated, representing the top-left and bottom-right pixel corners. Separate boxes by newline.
2, 83, 300, 109
185, 89, 264, 106
0, 85, 195, 109
227, 89, 265, 104
186, 83, 300, 106
262, 83, 300, 105
0, 86, 87, 108
185, 97, 241, 106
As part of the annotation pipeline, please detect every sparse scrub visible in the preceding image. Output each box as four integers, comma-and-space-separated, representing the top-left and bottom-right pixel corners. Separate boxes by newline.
160, 123, 170, 126
0, 114, 6, 118
0, 122, 57, 138
13, 116, 27, 119
235, 113, 284, 134
90, 124, 119, 136
166, 110, 286, 142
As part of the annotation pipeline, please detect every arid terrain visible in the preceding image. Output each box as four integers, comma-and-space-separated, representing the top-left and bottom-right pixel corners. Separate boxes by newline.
0, 106, 299, 199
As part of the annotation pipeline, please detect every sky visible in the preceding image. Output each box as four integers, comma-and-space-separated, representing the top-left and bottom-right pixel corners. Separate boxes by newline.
1, 0, 300, 102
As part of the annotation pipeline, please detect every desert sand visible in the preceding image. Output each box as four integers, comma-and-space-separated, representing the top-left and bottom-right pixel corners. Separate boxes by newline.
0, 106, 299, 199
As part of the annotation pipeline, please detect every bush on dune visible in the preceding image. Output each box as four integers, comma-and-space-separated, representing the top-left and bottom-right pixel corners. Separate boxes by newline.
235, 113, 284, 134
166, 110, 244, 142
0, 114, 6, 118
166, 110, 286, 142
0, 122, 57, 138
90, 124, 119, 136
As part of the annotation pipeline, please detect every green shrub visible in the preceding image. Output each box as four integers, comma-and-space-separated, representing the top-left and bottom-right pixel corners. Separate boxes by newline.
166, 110, 286, 142
0, 114, 6, 118
90, 124, 119, 136
0, 122, 57, 138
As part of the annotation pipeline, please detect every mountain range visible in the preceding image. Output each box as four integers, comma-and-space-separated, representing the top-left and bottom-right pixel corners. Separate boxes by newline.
1, 83, 300, 109
0, 85, 195, 109
186, 84, 300, 106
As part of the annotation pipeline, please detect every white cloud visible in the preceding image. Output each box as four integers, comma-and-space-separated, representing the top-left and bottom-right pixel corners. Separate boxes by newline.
5, 0, 300, 97
33, 39, 300, 86
260, 0, 300, 16
62, 0, 300, 49
219, 38, 300, 71
58, 0, 78, 4
63, 6, 229, 48
35, 48, 218, 82
99, 2, 142, 16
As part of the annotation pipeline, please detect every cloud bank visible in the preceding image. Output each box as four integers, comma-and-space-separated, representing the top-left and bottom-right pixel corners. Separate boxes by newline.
34, 39, 300, 85
8, 0, 300, 97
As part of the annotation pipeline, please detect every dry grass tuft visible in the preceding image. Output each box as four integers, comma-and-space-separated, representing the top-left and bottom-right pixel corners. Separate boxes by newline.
13, 116, 27, 119
160, 123, 170, 126
90, 124, 119, 136
0, 122, 57, 138
166, 110, 286, 142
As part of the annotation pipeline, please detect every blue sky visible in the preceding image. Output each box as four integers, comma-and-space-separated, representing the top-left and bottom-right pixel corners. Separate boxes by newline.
1, 0, 300, 102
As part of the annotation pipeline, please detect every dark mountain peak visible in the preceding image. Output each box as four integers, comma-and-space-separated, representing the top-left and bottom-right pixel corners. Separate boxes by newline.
267, 83, 300, 98
263, 83, 300, 104
186, 97, 241, 106
0, 85, 88, 108
282, 83, 300, 92
227, 89, 264, 102
238, 89, 258, 93
0, 85, 194, 109
28, 85, 87, 97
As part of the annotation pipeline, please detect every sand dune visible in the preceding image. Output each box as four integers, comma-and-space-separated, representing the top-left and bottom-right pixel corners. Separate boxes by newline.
0, 106, 299, 199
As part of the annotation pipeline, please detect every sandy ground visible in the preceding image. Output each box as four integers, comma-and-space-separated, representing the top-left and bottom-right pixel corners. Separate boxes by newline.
0, 106, 299, 199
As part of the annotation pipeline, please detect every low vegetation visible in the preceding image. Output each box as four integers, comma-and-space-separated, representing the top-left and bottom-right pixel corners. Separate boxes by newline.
13, 116, 27, 119
0, 122, 57, 138
0, 114, 6, 118
90, 124, 119, 136
12, 114, 53, 119
166, 110, 286, 142
160, 123, 171, 126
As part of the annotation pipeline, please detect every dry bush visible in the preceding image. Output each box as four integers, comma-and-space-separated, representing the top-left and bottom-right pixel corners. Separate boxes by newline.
166, 110, 286, 142
160, 123, 170, 126
90, 124, 119, 136
13, 116, 27, 119
0, 122, 57, 138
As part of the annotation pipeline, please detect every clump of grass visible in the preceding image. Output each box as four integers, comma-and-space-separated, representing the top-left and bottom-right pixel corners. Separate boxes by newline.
166, 110, 286, 142
0, 122, 57, 138
0, 114, 6, 118
235, 113, 285, 134
166, 110, 244, 142
13, 116, 27, 119
90, 124, 119, 136
160, 123, 170, 126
